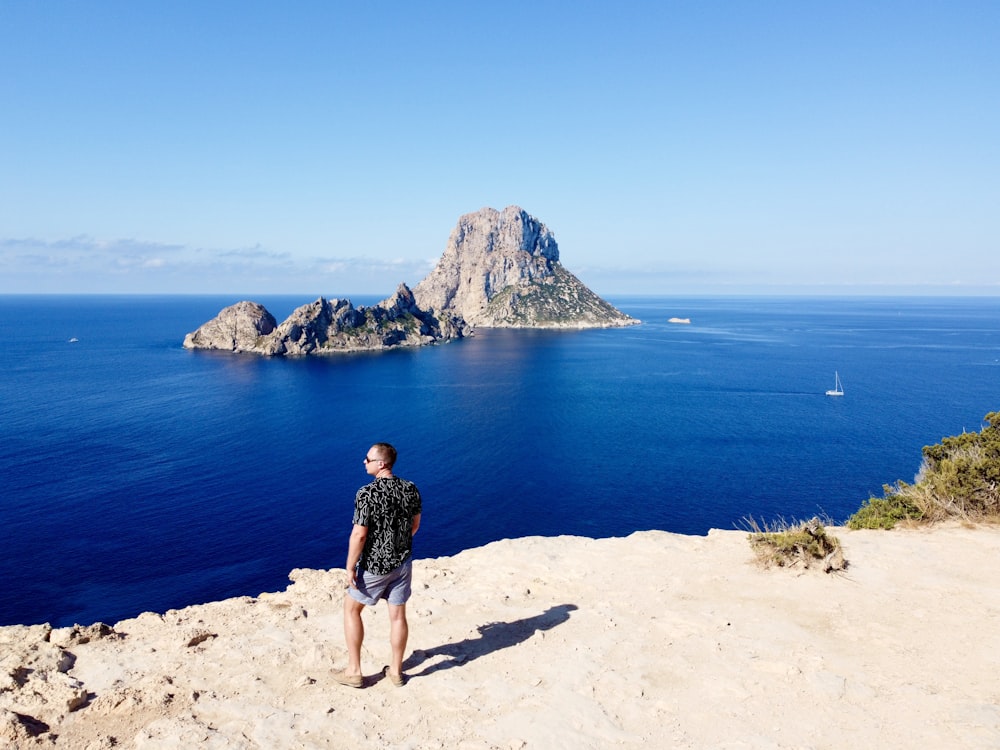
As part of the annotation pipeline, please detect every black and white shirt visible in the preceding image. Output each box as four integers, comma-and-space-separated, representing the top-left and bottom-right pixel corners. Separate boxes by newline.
353, 476, 422, 575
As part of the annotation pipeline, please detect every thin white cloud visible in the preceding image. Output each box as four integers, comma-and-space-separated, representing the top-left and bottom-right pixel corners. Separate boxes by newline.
310, 255, 432, 277
0, 236, 185, 256
216, 245, 291, 261
0, 234, 437, 294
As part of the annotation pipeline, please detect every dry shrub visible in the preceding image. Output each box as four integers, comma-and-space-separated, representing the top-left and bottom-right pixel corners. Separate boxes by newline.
746, 517, 846, 573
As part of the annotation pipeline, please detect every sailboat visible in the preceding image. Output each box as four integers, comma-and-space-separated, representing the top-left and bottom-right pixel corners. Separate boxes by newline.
825, 371, 844, 397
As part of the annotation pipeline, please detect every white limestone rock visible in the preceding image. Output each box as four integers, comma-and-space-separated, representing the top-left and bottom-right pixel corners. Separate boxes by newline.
0, 623, 89, 732
182, 301, 277, 353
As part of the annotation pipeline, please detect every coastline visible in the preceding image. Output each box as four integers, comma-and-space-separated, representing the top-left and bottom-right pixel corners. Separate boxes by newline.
3, 525, 999, 748
5, 295, 1000, 632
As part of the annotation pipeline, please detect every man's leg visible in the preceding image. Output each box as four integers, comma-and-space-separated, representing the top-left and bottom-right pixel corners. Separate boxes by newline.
387, 602, 408, 677
343, 594, 366, 676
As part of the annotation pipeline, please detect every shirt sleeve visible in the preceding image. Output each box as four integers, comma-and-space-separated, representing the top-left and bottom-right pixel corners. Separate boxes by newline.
353, 486, 371, 527
408, 483, 422, 517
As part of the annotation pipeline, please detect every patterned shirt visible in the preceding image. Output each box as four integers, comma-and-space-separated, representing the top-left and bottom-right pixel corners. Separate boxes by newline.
353, 476, 422, 575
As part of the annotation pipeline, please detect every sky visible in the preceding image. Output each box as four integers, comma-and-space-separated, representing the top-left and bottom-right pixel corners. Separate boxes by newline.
1, 1, 998, 297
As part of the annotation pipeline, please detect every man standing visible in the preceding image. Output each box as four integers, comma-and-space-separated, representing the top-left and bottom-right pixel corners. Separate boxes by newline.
335, 442, 422, 688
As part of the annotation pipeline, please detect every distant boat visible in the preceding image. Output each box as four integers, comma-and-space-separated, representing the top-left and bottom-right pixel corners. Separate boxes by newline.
68, 337, 79, 343
826, 371, 844, 397
668, 317, 691, 324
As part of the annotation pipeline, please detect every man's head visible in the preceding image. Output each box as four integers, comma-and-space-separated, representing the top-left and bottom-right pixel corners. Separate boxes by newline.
364, 442, 397, 474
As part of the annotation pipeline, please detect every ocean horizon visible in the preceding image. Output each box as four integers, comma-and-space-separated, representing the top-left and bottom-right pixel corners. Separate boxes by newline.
2, 294, 999, 628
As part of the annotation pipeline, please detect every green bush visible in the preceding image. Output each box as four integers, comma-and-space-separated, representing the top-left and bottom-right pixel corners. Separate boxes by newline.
847, 411, 1000, 529
846, 486, 925, 529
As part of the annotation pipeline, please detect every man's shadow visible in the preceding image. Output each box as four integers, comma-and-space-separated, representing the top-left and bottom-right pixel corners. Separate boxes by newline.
404, 603, 578, 678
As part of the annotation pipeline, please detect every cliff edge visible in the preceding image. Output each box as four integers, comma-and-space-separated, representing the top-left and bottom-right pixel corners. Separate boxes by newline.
2, 526, 998, 748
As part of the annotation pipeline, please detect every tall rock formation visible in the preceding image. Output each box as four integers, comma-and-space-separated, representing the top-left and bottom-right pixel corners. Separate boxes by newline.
183, 283, 468, 356
413, 206, 637, 328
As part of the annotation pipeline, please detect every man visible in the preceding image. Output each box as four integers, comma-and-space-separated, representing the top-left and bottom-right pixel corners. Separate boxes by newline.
334, 442, 422, 688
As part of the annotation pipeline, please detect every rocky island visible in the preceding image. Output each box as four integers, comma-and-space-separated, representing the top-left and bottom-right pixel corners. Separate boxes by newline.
183, 283, 469, 355
183, 206, 637, 355
414, 206, 638, 329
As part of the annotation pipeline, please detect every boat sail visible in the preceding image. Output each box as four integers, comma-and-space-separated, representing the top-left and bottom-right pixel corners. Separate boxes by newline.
826, 371, 844, 397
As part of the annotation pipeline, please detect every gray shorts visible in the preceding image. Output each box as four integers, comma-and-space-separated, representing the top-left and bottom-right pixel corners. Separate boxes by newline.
349, 559, 413, 606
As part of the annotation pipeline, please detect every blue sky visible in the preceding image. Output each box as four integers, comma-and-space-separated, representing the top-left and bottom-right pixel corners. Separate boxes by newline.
1, 1, 997, 296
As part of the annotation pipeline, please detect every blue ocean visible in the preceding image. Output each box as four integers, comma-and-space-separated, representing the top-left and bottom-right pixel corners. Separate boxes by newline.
2, 295, 998, 628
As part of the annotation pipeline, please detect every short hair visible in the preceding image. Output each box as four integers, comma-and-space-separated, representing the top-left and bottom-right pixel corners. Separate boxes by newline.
371, 442, 397, 468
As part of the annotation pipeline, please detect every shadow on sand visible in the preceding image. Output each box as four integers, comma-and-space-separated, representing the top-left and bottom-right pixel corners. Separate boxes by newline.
404, 603, 578, 678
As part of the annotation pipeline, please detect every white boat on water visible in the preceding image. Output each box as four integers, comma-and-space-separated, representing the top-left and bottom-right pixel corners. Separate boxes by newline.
668, 317, 691, 324
826, 371, 844, 397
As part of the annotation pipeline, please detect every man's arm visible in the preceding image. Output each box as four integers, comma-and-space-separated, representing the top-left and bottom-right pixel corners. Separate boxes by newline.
411, 513, 421, 537
345, 524, 368, 588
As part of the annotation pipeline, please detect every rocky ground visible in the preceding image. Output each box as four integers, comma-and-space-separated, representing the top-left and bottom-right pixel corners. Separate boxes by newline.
3, 525, 999, 748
